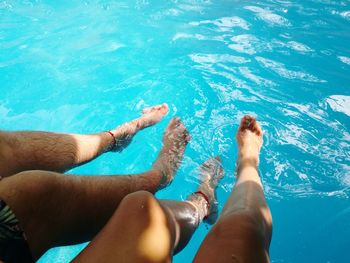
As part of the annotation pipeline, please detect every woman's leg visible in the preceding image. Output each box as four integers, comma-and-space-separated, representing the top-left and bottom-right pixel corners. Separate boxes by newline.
194, 116, 273, 263
0, 117, 186, 260
0, 104, 168, 178
72, 157, 224, 263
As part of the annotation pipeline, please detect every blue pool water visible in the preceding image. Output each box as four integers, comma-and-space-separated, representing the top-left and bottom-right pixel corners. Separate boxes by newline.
1, 0, 349, 262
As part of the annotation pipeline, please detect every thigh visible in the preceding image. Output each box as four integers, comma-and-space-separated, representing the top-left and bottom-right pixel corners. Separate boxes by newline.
0, 170, 135, 259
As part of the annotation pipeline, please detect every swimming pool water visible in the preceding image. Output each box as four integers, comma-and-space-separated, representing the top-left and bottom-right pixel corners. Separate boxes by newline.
1, 0, 349, 262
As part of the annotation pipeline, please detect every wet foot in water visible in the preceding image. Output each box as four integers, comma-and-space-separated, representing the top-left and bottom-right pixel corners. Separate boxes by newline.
152, 117, 190, 189
187, 156, 224, 225
236, 115, 263, 172
109, 104, 169, 152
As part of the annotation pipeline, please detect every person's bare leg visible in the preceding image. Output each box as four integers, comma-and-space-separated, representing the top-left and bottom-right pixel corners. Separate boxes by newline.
0, 104, 168, 178
194, 116, 272, 263
0, 117, 187, 260
72, 157, 224, 263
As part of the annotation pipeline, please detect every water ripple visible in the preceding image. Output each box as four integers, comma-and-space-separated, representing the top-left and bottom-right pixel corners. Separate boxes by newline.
1, 1, 350, 261
282, 40, 314, 53
189, 16, 250, 31
255, 56, 326, 82
189, 53, 250, 64
332, 10, 350, 20
228, 34, 263, 55
338, 55, 350, 65
326, 95, 350, 117
244, 5, 291, 27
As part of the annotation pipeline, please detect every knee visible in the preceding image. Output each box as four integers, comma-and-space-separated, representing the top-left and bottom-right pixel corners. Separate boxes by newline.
115, 190, 171, 232
0, 133, 17, 177
122, 190, 155, 202
118, 191, 157, 217
0, 170, 61, 203
115, 191, 174, 262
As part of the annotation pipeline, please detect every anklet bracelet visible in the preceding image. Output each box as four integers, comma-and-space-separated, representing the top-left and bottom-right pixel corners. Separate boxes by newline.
106, 131, 117, 149
194, 191, 210, 219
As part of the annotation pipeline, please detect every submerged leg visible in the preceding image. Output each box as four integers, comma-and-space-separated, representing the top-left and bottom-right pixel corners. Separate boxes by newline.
0, 104, 168, 178
0, 117, 187, 260
72, 157, 224, 263
194, 116, 272, 263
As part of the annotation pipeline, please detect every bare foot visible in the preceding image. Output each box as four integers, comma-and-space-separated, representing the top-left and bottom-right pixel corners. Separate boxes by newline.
152, 117, 190, 189
236, 115, 263, 169
188, 156, 224, 225
141, 104, 169, 127
109, 104, 169, 152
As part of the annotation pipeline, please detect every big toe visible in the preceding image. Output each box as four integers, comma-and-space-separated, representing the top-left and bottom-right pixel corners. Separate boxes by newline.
239, 115, 262, 136
142, 103, 169, 115
168, 117, 188, 134
155, 103, 169, 115
168, 117, 182, 129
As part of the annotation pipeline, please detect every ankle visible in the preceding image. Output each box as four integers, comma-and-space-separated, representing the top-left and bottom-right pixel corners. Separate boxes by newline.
186, 194, 209, 223
236, 157, 259, 173
238, 145, 260, 160
114, 122, 137, 137
132, 170, 163, 194
128, 118, 142, 131
104, 131, 116, 151
101, 131, 116, 152
238, 146, 260, 157
156, 169, 170, 189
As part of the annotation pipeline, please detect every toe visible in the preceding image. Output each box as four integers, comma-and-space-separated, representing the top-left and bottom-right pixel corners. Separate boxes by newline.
169, 117, 181, 129
142, 103, 168, 115
255, 122, 263, 136
239, 115, 260, 133
155, 104, 166, 111
239, 116, 249, 131
159, 103, 169, 113
141, 107, 152, 114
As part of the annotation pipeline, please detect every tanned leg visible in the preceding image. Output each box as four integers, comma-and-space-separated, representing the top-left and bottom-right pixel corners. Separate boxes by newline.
0, 117, 187, 260
72, 157, 224, 263
194, 116, 273, 263
0, 104, 168, 178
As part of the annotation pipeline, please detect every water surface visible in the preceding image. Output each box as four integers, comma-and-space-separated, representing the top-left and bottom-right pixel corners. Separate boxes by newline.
0, 0, 349, 262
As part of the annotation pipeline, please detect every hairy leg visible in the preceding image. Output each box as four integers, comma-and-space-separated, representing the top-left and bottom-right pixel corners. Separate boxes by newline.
72, 158, 224, 263
194, 116, 272, 263
0, 117, 187, 260
0, 104, 168, 178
